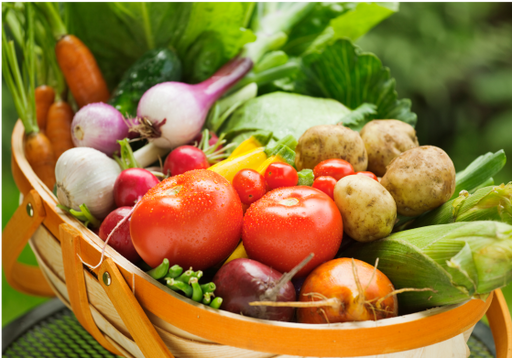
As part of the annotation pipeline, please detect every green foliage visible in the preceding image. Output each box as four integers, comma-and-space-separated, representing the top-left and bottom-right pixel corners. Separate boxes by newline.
66, 2, 256, 87
356, 2, 512, 185
221, 92, 350, 146
274, 39, 417, 127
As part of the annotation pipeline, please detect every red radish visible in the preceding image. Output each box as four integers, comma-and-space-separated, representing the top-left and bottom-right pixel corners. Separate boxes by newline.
163, 145, 209, 176
297, 258, 398, 324
213, 258, 297, 322
98, 207, 141, 264
113, 168, 160, 207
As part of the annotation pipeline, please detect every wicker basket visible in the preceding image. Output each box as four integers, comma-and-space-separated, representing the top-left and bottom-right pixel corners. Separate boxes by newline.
4, 120, 512, 358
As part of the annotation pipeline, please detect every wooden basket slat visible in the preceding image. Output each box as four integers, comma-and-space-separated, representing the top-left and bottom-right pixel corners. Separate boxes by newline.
30, 225, 475, 358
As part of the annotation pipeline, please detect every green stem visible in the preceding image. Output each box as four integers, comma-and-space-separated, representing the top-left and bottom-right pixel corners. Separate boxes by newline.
265, 134, 298, 155
253, 51, 288, 74
114, 138, 140, 170
228, 61, 299, 94
35, 2, 67, 39
242, 31, 288, 65
58, 203, 101, 229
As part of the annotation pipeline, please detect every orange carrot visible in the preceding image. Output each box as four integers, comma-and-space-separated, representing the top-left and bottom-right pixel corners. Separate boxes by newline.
46, 100, 75, 160
35, 85, 55, 133
24, 131, 57, 189
55, 35, 110, 108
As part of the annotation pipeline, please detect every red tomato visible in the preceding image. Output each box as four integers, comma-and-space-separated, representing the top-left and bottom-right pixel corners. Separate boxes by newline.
264, 162, 298, 190
130, 169, 243, 269
232, 169, 267, 205
312, 176, 337, 199
313, 159, 354, 181
356, 171, 379, 181
242, 186, 343, 277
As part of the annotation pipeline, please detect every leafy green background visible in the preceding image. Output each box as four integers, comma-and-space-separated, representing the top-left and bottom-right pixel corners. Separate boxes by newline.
3, 2, 512, 328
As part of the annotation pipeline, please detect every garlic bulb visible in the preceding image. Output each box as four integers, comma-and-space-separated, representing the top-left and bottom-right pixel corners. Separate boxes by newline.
55, 147, 121, 219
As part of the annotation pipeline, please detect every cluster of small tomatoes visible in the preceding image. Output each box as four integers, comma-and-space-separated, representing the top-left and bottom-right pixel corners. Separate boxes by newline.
233, 158, 378, 205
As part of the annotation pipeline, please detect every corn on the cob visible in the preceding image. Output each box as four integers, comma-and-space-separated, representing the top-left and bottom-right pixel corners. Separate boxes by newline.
410, 182, 512, 228
342, 221, 512, 313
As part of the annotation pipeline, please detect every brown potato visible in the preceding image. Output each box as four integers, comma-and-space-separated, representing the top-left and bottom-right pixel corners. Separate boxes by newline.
295, 124, 367, 172
360, 120, 419, 177
333, 175, 397, 242
380, 146, 456, 217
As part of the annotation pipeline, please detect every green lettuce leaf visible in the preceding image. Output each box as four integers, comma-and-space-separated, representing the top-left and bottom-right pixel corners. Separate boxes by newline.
66, 2, 255, 88
219, 92, 351, 146
284, 2, 398, 56
275, 39, 417, 128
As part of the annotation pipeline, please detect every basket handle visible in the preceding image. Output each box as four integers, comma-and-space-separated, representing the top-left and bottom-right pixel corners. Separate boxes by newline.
60, 223, 174, 358
2, 189, 55, 297
60, 223, 124, 356
487, 288, 512, 358
98, 257, 175, 358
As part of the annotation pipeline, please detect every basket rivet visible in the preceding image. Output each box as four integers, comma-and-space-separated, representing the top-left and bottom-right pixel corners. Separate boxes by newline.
26, 203, 34, 217
103, 272, 112, 286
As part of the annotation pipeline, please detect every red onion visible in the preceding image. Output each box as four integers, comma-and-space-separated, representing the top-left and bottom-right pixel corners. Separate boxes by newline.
72, 102, 130, 157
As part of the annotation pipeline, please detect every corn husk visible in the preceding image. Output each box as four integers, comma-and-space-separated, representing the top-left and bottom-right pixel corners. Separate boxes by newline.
451, 150, 506, 200
341, 221, 512, 313
410, 182, 512, 228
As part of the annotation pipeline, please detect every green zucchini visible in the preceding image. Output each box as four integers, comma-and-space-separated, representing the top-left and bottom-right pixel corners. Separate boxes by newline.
109, 48, 182, 118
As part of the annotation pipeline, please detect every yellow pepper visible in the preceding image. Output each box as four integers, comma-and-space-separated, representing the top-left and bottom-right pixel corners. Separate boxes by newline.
227, 131, 273, 160
209, 134, 297, 183
208, 147, 268, 182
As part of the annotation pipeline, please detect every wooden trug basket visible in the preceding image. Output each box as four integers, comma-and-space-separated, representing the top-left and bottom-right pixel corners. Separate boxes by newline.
4, 120, 512, 358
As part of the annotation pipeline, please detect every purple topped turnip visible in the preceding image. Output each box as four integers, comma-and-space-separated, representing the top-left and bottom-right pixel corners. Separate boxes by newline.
213, 258, 297, 322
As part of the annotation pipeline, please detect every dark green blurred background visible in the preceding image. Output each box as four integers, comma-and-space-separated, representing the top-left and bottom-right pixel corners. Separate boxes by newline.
3, 2, 512, 326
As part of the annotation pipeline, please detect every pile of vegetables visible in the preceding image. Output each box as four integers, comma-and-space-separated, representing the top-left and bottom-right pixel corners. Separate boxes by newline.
4, 2, 512, 328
